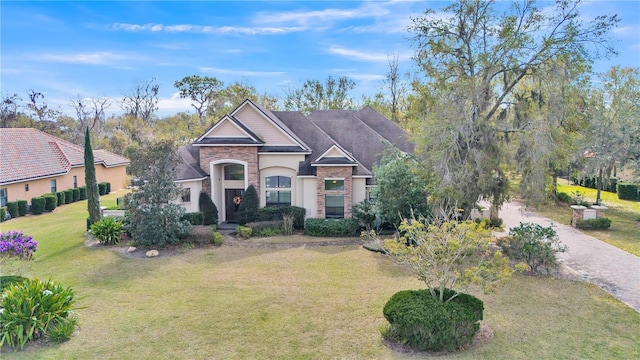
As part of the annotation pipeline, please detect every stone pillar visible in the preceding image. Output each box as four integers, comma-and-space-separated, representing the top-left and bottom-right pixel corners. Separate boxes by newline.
570, 205, 586, 227
590, 205, 607, 219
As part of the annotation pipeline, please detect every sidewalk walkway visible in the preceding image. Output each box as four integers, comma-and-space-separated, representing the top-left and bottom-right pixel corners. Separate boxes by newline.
498, 201, 640, 313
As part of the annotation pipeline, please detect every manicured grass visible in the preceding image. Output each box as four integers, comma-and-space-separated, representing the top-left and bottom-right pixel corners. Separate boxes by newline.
540, 180, 640, 256
2, 190, 639, 359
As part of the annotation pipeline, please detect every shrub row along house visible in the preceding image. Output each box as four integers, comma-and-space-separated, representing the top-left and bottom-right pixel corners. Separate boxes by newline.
176, 99, 412, 223
0, 128, 129, 209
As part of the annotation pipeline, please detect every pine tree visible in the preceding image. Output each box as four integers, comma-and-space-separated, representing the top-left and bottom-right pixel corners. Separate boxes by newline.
84, 127, 101, 223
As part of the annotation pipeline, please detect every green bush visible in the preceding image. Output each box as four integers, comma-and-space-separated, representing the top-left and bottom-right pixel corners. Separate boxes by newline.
181, 212, 204, 225
98, 182, 107, 196
56, 192, 66, 206
238, 185, 259, 225
72, 188, 80, 202
258, 206, 306, 230
62, 189, 72, 204
105, 182, 111, 194
0, 278, 78, 349
90, 217, 124, 245
304, 218, 359, 237
236, 226, 253, 239
45, 313, 78, 343
0, 207, 5, 222
617, 183, 639, 201
31, 197, 45, 215
78, 186, 87, 200
199, 191, 218, 225
245, 220, 284, 233
0, 275, 28, 293
5, 202, 19, 218
499, 222, 567, 274
576, 217, 612, 230
383, 289, 483, 351
256, 227, 285, 237
16, 200, 28, 217
212, 231, 225, 246
556, 192, 572, 203
43, 194, 57, 212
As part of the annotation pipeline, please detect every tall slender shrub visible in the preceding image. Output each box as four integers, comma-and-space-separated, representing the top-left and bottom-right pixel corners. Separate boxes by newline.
199, 191, 218, 225
78, 186, 87, 200
64, 189, 74, 204
16, 200, 28, 217
5, 202, 19, 218
56, 192, 66, 206
43, 194, 57, 212
31, 197, 45, 215
72, 188, 81, 202
84, 128, 101, 224
238, 185, 259, 225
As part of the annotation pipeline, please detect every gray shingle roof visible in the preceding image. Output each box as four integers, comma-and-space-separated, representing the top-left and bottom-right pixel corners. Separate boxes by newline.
176, 144, 208, 181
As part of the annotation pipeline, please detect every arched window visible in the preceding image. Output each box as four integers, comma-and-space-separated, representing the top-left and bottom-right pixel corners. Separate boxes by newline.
265, 176, 291, 207
224, 164, 244, 180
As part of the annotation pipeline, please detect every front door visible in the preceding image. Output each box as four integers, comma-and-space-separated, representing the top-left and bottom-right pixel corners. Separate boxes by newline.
225, 189, 244, 223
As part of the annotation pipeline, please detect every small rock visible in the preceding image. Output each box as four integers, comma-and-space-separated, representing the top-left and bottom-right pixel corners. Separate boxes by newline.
146, 250, 159, 257
126, 246, 137, 253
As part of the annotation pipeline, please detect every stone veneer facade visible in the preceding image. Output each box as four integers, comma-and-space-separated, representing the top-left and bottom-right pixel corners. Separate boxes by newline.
198, 146, 260, 196
316, 166, 353, 218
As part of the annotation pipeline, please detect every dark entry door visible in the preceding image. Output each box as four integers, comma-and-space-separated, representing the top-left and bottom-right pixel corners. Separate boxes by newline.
225, 189, 244, 223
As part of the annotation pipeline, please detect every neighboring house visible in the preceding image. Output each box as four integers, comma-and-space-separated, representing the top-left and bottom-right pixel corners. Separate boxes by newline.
177, 99, 413, 223
0, 128, 130, 207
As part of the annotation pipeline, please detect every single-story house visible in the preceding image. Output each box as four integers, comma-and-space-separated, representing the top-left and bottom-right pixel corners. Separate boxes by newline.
0, 128, 130, 207
176, 99, 412, 222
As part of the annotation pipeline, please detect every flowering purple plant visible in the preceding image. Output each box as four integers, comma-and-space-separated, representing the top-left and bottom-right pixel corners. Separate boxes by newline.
0, 231, 38, 260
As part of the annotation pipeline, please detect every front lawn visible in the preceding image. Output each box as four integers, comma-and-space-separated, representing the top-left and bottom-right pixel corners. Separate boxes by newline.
539, 180, 640, 256
2, 190, 639, 359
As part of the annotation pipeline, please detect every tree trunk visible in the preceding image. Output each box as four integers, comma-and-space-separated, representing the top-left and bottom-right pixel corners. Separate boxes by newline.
596, 167, 603, 205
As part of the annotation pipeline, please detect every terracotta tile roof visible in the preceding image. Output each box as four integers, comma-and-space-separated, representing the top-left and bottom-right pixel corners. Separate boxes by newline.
0, 128, 129, 185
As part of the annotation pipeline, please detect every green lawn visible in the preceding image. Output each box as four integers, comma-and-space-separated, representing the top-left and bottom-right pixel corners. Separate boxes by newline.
1, 190, 639, 359
539, 179, 640, 256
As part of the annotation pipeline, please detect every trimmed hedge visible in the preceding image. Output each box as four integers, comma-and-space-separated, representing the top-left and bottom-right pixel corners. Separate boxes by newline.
98, 183, 107, 196
258, 206, 306, 230
72, 188, 81, 202
383, 288, 483, 351
16, 200, 28, 216
64, 189, 74, 204
576, 217, 612, 230
0, 207, 6, 222
31, 197, 46, 215
6, 201, 19, 218
79, 186, 87, 200
181, 212, 204, 225
236, 226, 252, 239
44, 194, 57, 211
105, 182, 111, 194
304, 218, 359, 237
245, 220, 284, 233
617, 183, 639, 201
56, 192, 66, 206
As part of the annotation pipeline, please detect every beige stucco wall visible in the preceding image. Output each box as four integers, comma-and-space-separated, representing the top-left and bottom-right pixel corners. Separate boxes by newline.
234, 106, 296, 145
301, 177, 317, 218
2, 165, 127, 205
352, 178, 367, 205
173, 180, 203, 213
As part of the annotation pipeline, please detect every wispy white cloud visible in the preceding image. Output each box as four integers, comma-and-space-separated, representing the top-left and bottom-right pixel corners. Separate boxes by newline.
112, 23, 305, 35
33, 52, 142, 65
253, 3, 389, 27
613, 26, 639, 36
199, 67, 285, 77
158, 92, 192, 113
327, 46, 412, 62
342, 73, 385, 81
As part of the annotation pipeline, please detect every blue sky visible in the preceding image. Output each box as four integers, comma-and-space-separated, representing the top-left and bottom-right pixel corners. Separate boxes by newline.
2, 1, 639, 117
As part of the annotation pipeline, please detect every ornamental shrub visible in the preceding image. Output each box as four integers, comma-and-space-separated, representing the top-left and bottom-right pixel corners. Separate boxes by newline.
45, 313, 78, 343
238, 185, 259, 225
5, 202, 19, 218
105, 182, 111, 194
98, 182, 107, 196
245, 220, 284, 233
16, 200, 28, 217
211, 231, 224, 246
236, 226, 252, 239
617, 183, 639, 201
576, 217, 612, 230
0, 231, 38, 260
72, 188, 81, 202
198, 191, 218, 225
499, 222, 567, 274
555, 192, 572, 204
258, 206, 306, 230
181, 212, 204, 225
0, 278, 78, 349
43, 194, 57, 212
90, 217, 124, 245
383, 288, 483, 351
31, 197, 45, 215
78, 186, 87, 200
0, 208, 5, 222
56, 192, 66, 206
304, 218, 359, 237
64, 189, 74, 204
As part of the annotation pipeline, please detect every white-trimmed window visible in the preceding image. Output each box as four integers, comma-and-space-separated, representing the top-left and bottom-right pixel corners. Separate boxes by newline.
181, 188, 191, 203
265, 176, 291, 207
325, 195, 344, 219
325, 179, 344, 191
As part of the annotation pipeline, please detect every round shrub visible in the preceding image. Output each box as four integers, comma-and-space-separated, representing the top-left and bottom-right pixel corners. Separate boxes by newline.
5, 201, 19, 218
44, 194, 57, 211
98, 183, 107, 196
72, 188, 81, 202
31, 197, 46, 215
64, 189, 74, 204
78, 186, 87, 200
56, 192, 66, 206
383, 289, 483, 351
199, 191, 219, 225
16, 200, 28, 217
555, 192, 572, 204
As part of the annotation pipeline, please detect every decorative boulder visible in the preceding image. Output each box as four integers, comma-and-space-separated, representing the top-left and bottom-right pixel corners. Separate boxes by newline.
126, 247, 137, 253
146, 250, 159, 258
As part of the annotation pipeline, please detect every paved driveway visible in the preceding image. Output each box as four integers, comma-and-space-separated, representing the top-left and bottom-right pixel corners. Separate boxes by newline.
498, 201, 640, 313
